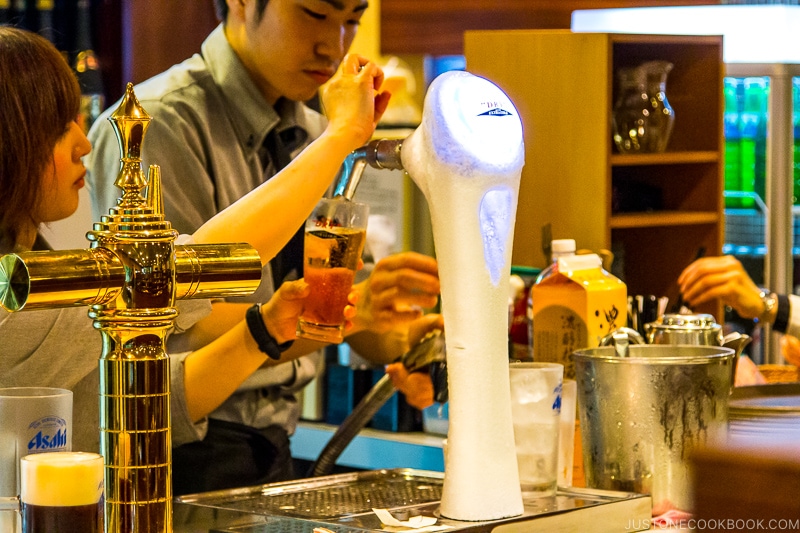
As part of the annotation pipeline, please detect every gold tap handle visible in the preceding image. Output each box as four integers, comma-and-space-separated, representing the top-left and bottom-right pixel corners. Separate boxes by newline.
146, 164, 164, 215
174, 243, 262, 299
109, 82, 151, 208
0, 248, 124, 311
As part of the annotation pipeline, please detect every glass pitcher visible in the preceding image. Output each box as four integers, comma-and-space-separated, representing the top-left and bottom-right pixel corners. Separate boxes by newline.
612, 61, 675, 153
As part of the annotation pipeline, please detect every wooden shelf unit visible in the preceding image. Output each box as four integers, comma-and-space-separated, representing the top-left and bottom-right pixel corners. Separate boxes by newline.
465, 30, 724, 316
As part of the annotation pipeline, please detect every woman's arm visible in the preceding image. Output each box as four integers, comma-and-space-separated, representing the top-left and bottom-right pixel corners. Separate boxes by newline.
181, 280, 356, 422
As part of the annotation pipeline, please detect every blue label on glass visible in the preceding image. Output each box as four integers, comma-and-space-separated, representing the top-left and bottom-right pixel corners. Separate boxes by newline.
27, 416, 68, 451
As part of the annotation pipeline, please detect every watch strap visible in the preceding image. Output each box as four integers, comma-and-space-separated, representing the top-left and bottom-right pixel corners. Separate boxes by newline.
245, 303, 294, 360
773, 294, 791, 333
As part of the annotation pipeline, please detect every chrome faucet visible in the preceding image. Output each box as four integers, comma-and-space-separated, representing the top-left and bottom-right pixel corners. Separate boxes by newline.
332, 138, 405, 200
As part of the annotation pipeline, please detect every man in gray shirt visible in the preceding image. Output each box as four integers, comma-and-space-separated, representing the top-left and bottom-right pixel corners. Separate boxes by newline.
86, 0, 440, 494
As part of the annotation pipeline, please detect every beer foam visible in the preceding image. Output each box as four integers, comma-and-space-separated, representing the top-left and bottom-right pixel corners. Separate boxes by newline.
20, 452, 104, 507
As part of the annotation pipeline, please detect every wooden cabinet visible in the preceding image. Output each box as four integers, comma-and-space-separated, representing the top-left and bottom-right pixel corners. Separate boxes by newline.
464, 31, 724, 315
380, 0, 722, 55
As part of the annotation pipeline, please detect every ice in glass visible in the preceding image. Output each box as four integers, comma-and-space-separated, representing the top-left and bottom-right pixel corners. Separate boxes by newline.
508, 362, 563, 498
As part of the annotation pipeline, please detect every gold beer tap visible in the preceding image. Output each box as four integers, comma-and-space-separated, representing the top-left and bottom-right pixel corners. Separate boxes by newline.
0, 83, 262, 533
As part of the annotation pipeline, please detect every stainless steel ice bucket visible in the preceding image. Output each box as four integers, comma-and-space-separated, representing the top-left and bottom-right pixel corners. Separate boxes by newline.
573, 345, 735, 514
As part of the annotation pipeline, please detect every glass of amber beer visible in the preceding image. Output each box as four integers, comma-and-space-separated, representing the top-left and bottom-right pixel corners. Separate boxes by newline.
297, 197, 368, 344
20, 452, 104, 533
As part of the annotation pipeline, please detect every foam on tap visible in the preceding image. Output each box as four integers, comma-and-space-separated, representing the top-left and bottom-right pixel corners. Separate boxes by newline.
402, 71, 525, 521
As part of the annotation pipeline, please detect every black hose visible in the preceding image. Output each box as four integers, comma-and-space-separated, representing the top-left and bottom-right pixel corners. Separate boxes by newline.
307, 373, 398, 477
307, 330, 447, 477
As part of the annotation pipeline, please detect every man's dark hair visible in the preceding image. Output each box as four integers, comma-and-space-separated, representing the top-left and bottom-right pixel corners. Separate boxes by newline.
214, 0, 270, 22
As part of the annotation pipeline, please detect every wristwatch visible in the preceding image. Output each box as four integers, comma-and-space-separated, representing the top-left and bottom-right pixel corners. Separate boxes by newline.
757, 290, 777, 325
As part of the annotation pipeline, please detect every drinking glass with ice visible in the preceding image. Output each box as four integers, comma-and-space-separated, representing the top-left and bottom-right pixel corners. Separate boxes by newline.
508, 362, 563, 498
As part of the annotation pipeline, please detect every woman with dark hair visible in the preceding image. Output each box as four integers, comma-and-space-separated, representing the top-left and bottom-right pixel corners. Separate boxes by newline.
0, 26, 392, 454
0, 25, 86, 252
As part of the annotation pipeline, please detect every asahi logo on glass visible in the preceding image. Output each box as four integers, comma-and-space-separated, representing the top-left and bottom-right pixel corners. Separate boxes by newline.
27, 415, 68, 451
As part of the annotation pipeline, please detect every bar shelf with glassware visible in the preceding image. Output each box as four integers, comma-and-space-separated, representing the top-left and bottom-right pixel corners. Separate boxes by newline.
465, 30, 724, 318
610, 211, 720, 230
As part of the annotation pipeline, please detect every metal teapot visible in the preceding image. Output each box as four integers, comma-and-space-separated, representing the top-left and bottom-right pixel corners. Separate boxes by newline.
644, 313, 751, 357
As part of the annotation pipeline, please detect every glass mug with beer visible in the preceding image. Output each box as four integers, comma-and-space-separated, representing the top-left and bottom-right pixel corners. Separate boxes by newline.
0, 451, 104, 533
0, 387, 73, 533
297, 197, 368, 344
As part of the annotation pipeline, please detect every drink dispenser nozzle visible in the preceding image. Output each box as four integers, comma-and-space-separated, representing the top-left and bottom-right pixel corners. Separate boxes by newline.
332, 138, 404, 200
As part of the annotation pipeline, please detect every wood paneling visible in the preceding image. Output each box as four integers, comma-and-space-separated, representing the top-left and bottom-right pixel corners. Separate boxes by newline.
125, 1, 219, 88
381, 0, 722, 56
97, 0, 219, 103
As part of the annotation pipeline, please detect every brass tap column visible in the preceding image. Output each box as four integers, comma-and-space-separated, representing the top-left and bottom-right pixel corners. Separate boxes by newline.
0, 83, 262, 532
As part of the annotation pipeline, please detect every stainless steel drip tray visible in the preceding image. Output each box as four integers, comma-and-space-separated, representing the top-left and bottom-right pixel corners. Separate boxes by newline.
173, 469, 652, 532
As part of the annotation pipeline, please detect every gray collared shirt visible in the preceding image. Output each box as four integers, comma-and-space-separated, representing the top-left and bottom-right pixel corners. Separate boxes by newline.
86, 24, 327, 440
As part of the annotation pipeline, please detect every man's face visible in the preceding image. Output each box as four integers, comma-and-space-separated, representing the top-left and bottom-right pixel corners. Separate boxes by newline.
240, 0, 368, 104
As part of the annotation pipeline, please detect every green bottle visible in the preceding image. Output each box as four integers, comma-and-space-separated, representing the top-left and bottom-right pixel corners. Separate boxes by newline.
793, 78, 800, 205
724, 77, 742, 209
740, 78, 768, 210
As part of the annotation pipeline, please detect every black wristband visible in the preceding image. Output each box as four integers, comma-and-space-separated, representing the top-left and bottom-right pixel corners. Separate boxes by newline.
773, 294, 791, 334
245, 303, 294, 360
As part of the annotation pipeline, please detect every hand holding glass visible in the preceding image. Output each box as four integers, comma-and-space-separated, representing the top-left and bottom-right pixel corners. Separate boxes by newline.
297, 197, 368, 344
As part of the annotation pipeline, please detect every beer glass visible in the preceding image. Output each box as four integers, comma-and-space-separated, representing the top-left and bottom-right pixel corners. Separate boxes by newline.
0, 387, 72, 533
0, 451, 103, 533
297, 197, 368, 344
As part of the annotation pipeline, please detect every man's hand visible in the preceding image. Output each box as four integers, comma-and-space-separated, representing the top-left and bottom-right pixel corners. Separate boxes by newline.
322, 54, 392, 150
261, 279, 358, 344
351, 251, 440, 335
260, 279, 309, 344
385, 313, 444, 410
677, 255, 763, 318
782, 335, 800, 367
386, 363, 435, 410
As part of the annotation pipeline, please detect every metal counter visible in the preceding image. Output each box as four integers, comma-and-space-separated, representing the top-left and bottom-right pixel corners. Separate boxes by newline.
173, 469, 651, 532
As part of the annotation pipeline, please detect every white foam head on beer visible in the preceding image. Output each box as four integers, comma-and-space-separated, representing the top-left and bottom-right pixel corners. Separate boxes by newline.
20, 452, 104, 507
